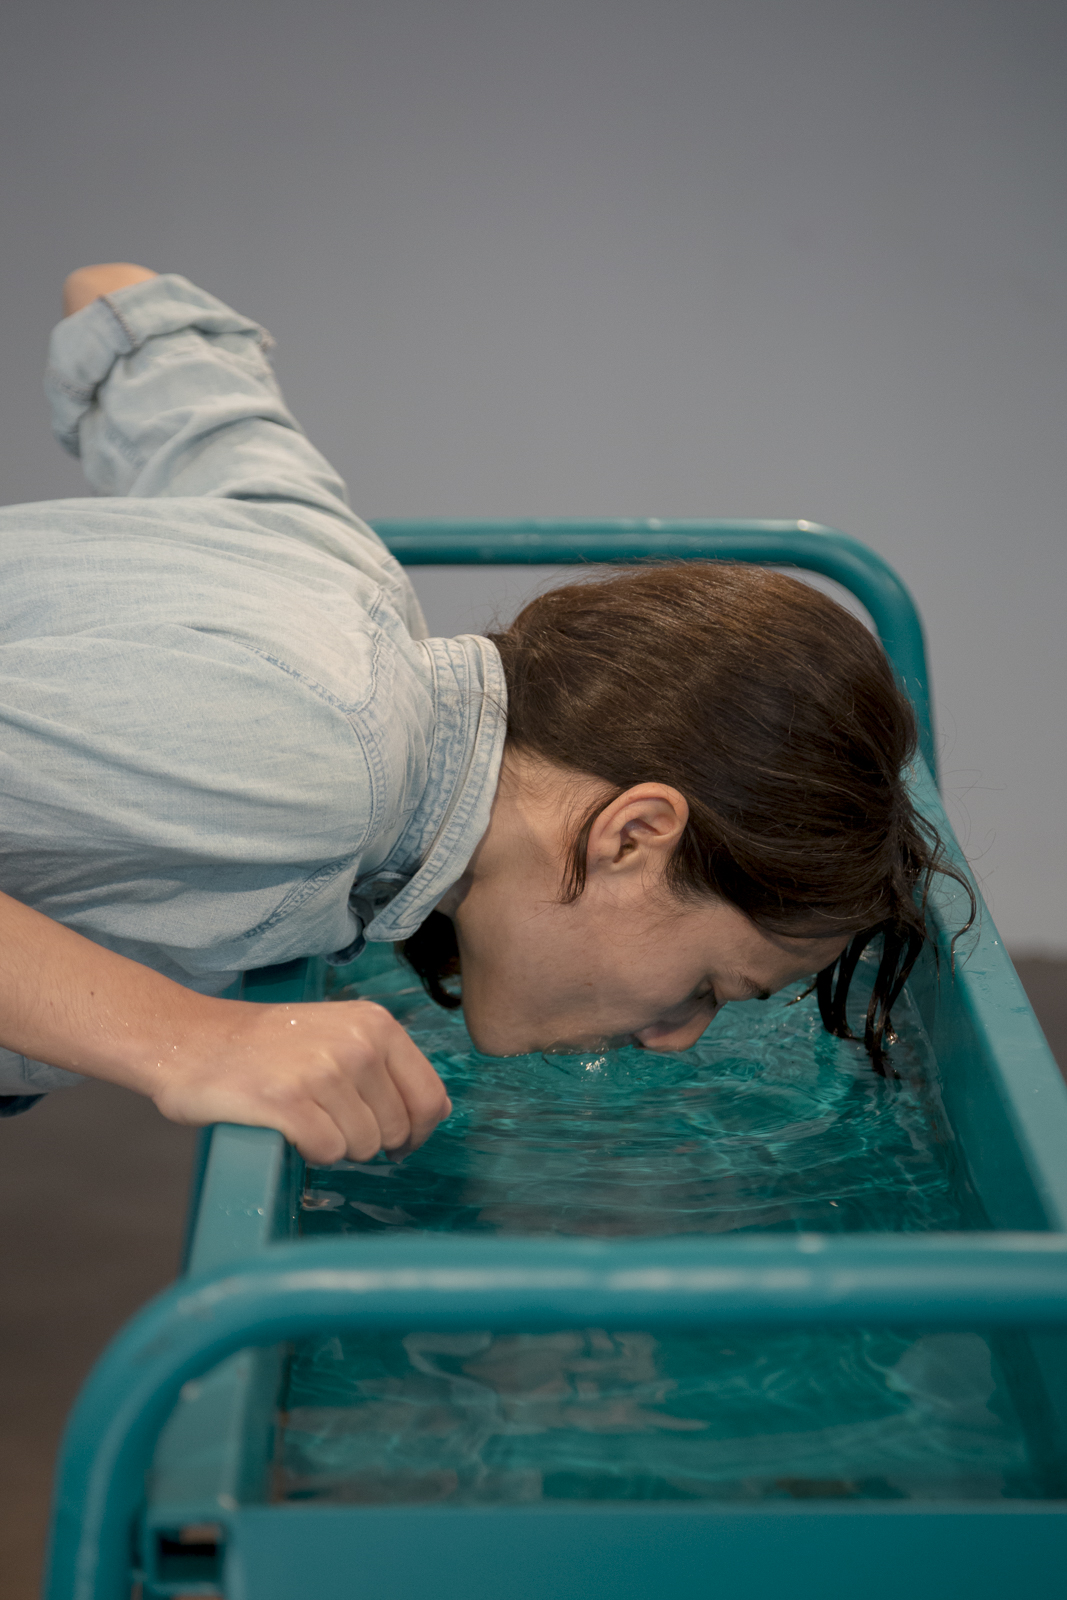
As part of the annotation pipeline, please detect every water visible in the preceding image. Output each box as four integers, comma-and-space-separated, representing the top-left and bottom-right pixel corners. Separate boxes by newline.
274, 946, 1057, 1506
300, 946, 978, 1240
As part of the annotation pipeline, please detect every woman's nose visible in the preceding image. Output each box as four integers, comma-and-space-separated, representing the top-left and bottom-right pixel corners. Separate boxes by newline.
634, 1011, 715, 1053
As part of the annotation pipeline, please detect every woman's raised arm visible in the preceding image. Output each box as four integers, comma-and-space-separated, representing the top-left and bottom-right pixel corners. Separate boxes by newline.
46, 261, 426, 631
49, 261, 360, 516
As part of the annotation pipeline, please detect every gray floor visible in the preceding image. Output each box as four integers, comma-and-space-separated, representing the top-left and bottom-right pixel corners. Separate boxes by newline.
1, 960, 1064, 1598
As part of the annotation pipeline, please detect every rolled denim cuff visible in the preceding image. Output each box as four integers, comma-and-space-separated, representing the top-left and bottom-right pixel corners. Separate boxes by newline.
44, 274, 272, 457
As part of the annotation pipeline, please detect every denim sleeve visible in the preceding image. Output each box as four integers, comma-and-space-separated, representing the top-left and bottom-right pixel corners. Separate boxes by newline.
45, 275, 356, 507
44, 274, 427, 636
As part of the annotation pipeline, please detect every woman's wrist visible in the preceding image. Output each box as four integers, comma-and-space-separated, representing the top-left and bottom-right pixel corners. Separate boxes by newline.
67, 984, 237, 1100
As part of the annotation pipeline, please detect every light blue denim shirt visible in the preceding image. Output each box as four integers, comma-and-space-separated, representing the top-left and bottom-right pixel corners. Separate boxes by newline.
0, 275, 506, 1093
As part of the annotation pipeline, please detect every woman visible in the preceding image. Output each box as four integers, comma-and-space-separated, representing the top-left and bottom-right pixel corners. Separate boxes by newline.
0, 264, 959, 1162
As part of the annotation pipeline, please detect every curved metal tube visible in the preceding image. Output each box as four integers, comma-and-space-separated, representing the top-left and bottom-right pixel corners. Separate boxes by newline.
372, 520, 937, 778
47, 1231, 1067, 1598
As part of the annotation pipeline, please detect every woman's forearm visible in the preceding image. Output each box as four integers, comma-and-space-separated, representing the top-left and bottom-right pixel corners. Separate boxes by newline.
0, 892, 450, 1163
0, 889, 202, 1089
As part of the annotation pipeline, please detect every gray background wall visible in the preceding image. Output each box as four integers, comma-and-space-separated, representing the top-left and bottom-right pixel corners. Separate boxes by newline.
1, 0, 1064, 949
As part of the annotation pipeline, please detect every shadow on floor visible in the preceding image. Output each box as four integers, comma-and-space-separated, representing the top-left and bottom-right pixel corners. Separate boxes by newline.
1, 958, 1064, 1598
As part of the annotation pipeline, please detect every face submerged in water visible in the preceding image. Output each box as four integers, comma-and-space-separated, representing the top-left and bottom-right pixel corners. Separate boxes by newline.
436, 751, 852, 1057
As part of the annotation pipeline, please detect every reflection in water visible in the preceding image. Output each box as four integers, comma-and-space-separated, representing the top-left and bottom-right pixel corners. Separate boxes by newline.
280, 1327, 1043, 1505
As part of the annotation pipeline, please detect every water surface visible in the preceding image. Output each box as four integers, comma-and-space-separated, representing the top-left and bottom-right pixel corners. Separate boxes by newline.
276, 946, 1057, 1506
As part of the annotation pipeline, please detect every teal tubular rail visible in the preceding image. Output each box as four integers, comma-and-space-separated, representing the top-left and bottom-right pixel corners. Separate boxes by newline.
46, 1233, 1067, 1600
371, 520, 938, 778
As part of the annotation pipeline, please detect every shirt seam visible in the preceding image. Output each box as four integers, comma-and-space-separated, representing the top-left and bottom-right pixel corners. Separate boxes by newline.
236, 852, 361, 942
226, 638, 385, 849
44, 368, 97, 403
99, 294, 139, 351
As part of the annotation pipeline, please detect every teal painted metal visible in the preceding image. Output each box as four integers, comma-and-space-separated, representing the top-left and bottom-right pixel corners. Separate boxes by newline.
907, 760, 1067, 1231
144, 1127, 299, 1534
226, 1503, 1067, 1600
44, 1234, 1067, 1599
143, 969, 313, 1552
371, 520, 938, 777
184, 1125, 295, 1279
178, 1127, 213, 1274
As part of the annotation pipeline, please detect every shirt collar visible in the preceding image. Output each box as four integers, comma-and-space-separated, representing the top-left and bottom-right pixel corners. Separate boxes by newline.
358, 633, 506, 943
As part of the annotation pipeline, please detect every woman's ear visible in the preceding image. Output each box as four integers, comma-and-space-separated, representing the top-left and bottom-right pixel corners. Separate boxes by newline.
586, 784, 690, 877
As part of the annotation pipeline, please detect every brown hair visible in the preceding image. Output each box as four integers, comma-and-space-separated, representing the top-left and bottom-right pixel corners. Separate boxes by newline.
402, 562, 973, 1074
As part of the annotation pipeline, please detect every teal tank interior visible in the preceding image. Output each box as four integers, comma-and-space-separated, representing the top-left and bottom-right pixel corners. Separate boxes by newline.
276, 945, 1053, 1510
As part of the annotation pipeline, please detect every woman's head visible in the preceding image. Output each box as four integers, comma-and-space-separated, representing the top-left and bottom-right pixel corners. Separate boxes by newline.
406, 562, 967, 1070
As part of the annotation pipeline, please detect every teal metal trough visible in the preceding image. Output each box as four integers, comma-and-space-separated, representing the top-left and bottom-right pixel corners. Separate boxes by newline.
43, 524, 1067, 1599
